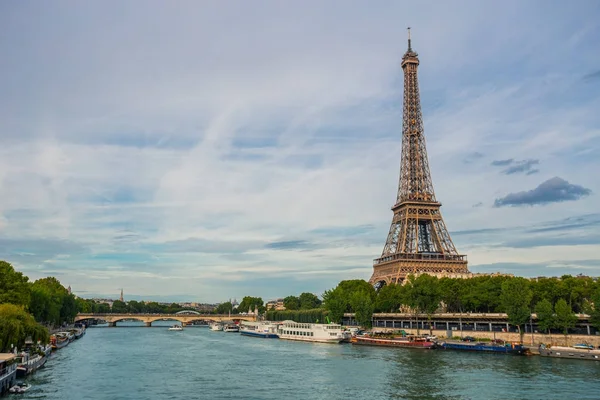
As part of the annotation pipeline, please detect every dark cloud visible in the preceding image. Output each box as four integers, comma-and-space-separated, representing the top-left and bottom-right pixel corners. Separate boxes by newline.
583, 69, 600, 81
502, 159, 539, 175
494, 177, 592, 207
265, 240, 316, 250
471, 202, 483, 208
490, 158, 514, 166
491, 158, 540, 175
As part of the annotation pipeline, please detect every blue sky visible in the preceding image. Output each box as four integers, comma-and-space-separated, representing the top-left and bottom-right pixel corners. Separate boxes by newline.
1, 1, 599, 303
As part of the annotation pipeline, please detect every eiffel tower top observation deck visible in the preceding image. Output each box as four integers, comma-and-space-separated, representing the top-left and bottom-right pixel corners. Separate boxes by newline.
369, 28, 469, 288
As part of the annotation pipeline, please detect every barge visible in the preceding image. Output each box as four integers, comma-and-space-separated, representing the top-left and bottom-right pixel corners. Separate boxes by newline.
539, 344, 600, 361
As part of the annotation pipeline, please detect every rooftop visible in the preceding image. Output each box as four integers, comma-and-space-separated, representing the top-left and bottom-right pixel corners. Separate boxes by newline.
0, 353, 16, 362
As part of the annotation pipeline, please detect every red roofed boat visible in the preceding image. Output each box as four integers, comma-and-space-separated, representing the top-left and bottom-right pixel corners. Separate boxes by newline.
352, 334, 436, 349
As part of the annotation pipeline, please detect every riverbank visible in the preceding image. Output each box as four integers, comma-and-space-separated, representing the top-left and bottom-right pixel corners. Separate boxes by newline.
374, 327, 600, 347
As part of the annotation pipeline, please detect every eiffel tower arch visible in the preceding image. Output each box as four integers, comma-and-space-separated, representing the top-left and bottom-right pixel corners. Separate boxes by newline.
369, 28, 469, 288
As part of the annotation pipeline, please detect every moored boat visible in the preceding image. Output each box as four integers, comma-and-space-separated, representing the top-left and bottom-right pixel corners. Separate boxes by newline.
16, 353, 47, 378
240, 321, 279, 338
223, 324, 240, 332
209, 323, 223, 331
277, 320, 348, 343
439, 340, 525, 354
539, 344, 600, 361
1, 353, 17, 396
50, 334, 69, 350
352, 334, 436, 349
9, 382, 31, 394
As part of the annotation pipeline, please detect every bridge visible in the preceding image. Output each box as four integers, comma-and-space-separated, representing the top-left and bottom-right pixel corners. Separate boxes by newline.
75, 313, 257, 327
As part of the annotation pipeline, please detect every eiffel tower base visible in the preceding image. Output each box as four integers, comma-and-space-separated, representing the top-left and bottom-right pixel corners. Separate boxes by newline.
368, 258, 469, 287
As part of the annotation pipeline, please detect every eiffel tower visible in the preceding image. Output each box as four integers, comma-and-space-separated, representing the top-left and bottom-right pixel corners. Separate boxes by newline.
369, 28, 468, 288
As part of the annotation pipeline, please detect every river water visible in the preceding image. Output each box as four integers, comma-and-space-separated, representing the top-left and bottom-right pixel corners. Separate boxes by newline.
18, 321, 600, 400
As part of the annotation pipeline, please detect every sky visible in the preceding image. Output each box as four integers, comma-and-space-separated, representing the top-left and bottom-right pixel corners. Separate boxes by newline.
1, 1, 599, 303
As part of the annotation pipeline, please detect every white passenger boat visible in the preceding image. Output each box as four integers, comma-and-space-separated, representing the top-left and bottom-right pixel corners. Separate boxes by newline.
240, 321, 279, 339
168, 325, 183, 331
277, 320, 349, 343
209, 323, 223, 331
223, 324, 240, 333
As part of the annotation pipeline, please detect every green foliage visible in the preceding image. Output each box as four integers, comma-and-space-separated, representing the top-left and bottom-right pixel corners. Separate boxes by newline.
237, 296, 265, 314
534, 299, 554, 333
554, 298, 577, 335
299, 292, 322, 309
111, 300, 128, 313
29, 277, 77, 326
216, 301, 233, 314
0, 303, 49, 352
591, 288, 600, 330
322, 279, 376, 324
322, 288, 347, 324
267, 309, 328, 323
405, 274, 441, 315
373, 284, 404, 313
0, 260, 31, 307
350, 291, 374, 328
500, 277, 533, 341
283, 296, 300, 310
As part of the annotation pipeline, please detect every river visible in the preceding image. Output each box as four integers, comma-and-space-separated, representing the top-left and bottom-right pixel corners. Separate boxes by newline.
18, 321, 600, 399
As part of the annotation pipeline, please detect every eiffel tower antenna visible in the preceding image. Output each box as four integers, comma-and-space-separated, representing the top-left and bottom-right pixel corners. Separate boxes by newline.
369, 29, 469, 288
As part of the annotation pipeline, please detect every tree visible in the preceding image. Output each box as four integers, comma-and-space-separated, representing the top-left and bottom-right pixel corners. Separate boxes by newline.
322, 288, 347, 324
111, 300, 128, 314
0, 260, 31, 307
500, 277, 533, 343
374, 284, 404, 313
127, 300, 145, 314
350, 292, 374, 328
590, 288, 600, 331
322, 279, 377, 325
554, 298, 577, 341
0, 303, 49, 352
404, 274, 441, 335
237, 297, 265, 314
283, 296, 300, 310
534, 298, 554, 334
216, 301, 233, 314
29, 277, 74, 326
299, 292, 321, 309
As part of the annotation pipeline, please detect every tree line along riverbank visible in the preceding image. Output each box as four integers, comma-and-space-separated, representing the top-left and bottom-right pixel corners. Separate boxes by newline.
3, 257, 600, 347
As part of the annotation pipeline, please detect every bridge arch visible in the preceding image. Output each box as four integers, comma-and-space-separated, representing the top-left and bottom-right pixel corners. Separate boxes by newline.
175, 310, 201, 315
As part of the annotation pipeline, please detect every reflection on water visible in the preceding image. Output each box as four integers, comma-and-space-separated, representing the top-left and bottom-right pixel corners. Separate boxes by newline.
17, 326, 600, 400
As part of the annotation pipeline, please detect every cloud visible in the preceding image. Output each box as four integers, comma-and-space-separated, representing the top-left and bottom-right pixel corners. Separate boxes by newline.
502, 159, 540, 175
1, 1, 599, 301
583, 69, 600, 81
491, 159, 514, 166
494, 177, 592, 207
490, 158, 540, 174
463, 152, 484, 164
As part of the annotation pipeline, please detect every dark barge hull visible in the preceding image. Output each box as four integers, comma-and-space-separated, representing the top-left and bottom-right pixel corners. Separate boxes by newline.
440, 342, 525, 354
539, 347, 600, 361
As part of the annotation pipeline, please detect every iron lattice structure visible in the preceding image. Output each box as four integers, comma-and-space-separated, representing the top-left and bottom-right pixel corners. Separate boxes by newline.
369, 29, 468, 288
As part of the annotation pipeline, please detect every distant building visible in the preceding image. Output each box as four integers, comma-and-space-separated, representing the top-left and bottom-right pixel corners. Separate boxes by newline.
119, 289, 124, 302
266, 298, 285, 311
67, 285, 72, 295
